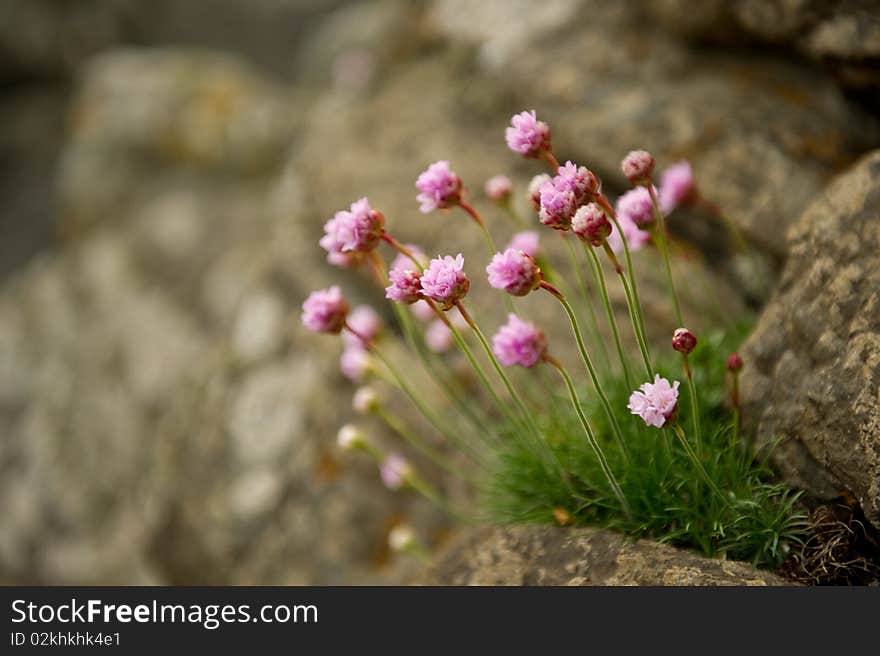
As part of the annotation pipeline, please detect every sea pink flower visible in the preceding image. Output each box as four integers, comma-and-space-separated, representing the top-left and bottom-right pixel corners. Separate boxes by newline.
343, 305, 381, 347
321, 197, 384, 254
554, 161, 599, 206
528, 174, 551, 211
506, 231, 540, 257
671, 328, 697, 355
486, 248, 542, 297
628, 375, 680, 428
621, 149, 655, 185
340, 346, 371, 382
385, 267, 423, 304
492, 314, 548, 368
380, 453, 412, 490
505, 110, 551, 159
538, 180, 577, 230
606, 213, 651, 254
416, 160, 462, 213
410, 299, 435, 322
572, 202, 611, 246
420, 254, 470, 309
659, 161, 696, 214
727, 353, 743, 373
616, 186, 657, 228
301, 286, 349, 334
484, 175, 513, 202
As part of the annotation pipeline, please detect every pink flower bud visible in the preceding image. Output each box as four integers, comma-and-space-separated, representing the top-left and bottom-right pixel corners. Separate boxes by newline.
484, 175, 513, 203
621, 149, 655, 185
486, 248, 542, 297
506, 231, 540, 257
572, 202, 611, 246
616, 186, 657, 228
672, 328, 697, 355
343, 305, 381, 347
380, 453, 412, 490
301, 286, 349, 334
340, 346, 371, 382
528, 174, 551, 211
727, 353, 743, 373
659, 161, 696, 214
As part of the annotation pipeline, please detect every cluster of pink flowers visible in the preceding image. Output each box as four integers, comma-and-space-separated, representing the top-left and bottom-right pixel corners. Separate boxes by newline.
416, 160, 462, 213
492, 314, 547, 368
486, 248, 542, 297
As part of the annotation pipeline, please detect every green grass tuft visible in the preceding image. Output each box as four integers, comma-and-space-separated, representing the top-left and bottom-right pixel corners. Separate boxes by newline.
485, 322, 809, 569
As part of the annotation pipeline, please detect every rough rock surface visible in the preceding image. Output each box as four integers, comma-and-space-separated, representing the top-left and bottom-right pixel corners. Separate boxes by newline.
426, 525, 791, 585
740, 150, 880, 528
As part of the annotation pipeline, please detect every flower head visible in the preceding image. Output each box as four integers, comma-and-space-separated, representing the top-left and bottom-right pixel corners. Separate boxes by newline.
492, 314, 548, 368
416, 160, 462, 213
388, 524, 416, 552
340, 346, 371, 382
628, 375, 680, 428
506, 230, 540, 257
621, 149, 655, 185
484, 175, 513, 203
538, 180, 577, 230
671, 328, 697, 355
659, 161, 695, 214
385, 267, 423, 304
337, 424, 366, 451
353, 386, 380, 414
321, 198, 384, 254
505, 110, 551, 159
486, 248, 542, 297
380, 453, 412, 490
616, 186, 656, 228
572, 202, 611, 246
554, 161, 599, 206
420, 254, 470, 309
528, 174, 551, 211
343, 305, 381, 347
301, 286, 349, 334
727, 353, 743, 373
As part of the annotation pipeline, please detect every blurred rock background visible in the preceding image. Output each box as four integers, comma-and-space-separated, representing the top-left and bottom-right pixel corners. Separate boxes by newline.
0, 0, 878, 584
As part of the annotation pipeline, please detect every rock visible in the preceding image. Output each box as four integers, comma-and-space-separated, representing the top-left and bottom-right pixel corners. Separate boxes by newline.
740, 149, 880, 528
426, 525, 792, 585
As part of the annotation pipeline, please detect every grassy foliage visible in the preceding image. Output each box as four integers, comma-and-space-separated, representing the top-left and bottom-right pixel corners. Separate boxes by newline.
485, 323, 810, 568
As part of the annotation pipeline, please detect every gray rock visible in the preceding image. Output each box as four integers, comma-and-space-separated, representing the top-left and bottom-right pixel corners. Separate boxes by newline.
740, 149, 880, 528
426, 525, 792, 585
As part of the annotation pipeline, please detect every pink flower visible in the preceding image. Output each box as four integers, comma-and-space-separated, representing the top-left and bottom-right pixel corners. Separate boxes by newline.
506, 231, 540, 257
616, 186, 657, 228
326, 251, 361, 268
606, 213, 651, 254
380, 453, 412, 490
554, 161, 599, 206
410, 299, 435, 322
492, 314, 548, 368
572, 202, 611, 246
385, 267, 423, 304
321, 197, 384, 254
528, 174, 551, 211
420, 254, 470, 309
343, 305, 381, 347
671, 328, 697, 355
340, 347, 371, 382
301, 286, 349, 334
484, 175, 513, 202
621, 149, 655, 184
505, 110, 551, 159
425, 319, 453, 353
659, 161, 696, 214
486, 248, 542, 297
538, 180, 577, 230
628, 374, 680, 428
415, 161, 462, 213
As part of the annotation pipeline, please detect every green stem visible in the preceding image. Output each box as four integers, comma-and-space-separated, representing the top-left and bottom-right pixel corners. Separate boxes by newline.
682, 355, 703, 458
406, 472, 472, 522
563, 235, 611, 376
459, 200, 497, 258
671, 423, 730, 508
646, 185, 683, 326
546, 355, 630, 517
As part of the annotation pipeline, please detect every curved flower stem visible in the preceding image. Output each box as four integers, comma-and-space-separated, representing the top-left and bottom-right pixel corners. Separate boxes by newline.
374, 404, 480, 484
681, 355, 703, 458
670, 423, 730, 508
544, 354, 631, 517
539, 281, 631, 464
405, 472, 472, 523
646, 185, 683, 326
381, 232, 425, 269
459, 200, 497, 258
599, 243, 653, 380
500, 201, 526, 228
730, 369, 741, 445
541, 150, 560, 171
562, 234, 611, 376
583, 244, 634, 388
454, 301, 569, 482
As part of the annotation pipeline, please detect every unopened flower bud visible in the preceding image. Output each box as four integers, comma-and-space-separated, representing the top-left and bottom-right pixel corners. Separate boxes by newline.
484, 175, 513, 203
672, 328, 697, 355
353, 386, 380, 414
388, 524, 416, 552
337, 424, 366, 451
727, 353, 743, 373
572, 202, 611, 246
621, 149, 655, 185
